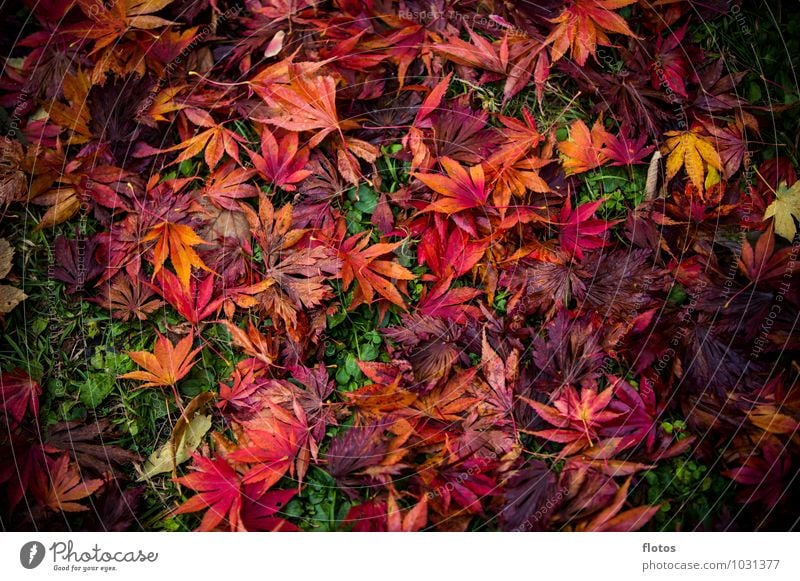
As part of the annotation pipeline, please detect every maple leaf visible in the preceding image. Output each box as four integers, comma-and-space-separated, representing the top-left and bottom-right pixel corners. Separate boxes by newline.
248, 128, 312, 191
136, 84, 187, 126
414, 368, 479, 421
560, 46, 671, 138
426, 99, 501, 167
747, 405, 800, 435
240, 193, 338, 332
423, 457, 496, 516
414, 157, 493, 237
44, 68, 94, 145
738, 228, 793, 284
724, 442, 793, 508
580, 249, 657, 323
202, 162, 258, 211
601, 130, 654, 167
220, 321, 279, 371
524, 385, 619, 456
0, 438, 49, 513
120, 333, 201, 390
763, 180, 800, 241
93, 275, 164, 322
599, 375, 659, 452
240, 485, 299, 531
530, 310, 606, 393
51, 235, 103, 294
702, 117, 756, 178
152, 270, 224, 326
344, 499, 388, 532
218, 364, 269, 415
66, 0, 175, 54
558, 197, 619, 260
0, 139, 27, 205
383, 314, 466, 384
326, 423, 389, 498
143, 221, 212, 291
432, 31, 550, 103
228, 418, 302, 493
500, 460, 558, 531
478, 331, 517, 419
159, 108, 246, 170
337, 232, 415, 310
546, 0, 639, 66
575, 476, 660, 531
660, 128, 724, 190
559, 118, 610, 175
256, 65, 359, 148
417, 218, 489, 281
40, 454, 104, 513
485, 147, 552, 210
344, 382, 417, 424
387, 492, 428, 532
0, 369, 42, 429
173, 454, 244, 531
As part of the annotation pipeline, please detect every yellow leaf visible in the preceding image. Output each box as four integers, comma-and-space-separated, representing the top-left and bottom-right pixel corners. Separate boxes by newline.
138, 413, 211, 479
764, 180, 800, 241
660, 129, 723, 190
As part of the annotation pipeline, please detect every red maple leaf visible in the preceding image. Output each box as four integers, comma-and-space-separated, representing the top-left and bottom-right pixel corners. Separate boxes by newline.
248, 128, 312, 191
173, 454, 244, 531
240, 484, 299, 531
524, 385, 620, 456
414, 157, 493, 237
152, 270, 224, 326
738, 228, 793, 285
601, 130, 654, 167
417, 277, 482, 324
575, 476, 660, 531
0, 369, 41, 429
228, 419, 301, 493
558, 197, 619, 260
417, 217, 488, 281
724, 441, 793, 508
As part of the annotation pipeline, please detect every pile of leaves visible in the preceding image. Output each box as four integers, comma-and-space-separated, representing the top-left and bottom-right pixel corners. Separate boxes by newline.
1, 0, 799, 532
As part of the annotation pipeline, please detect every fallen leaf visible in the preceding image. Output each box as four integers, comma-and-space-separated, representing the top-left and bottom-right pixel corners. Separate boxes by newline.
764, 180, 800, 241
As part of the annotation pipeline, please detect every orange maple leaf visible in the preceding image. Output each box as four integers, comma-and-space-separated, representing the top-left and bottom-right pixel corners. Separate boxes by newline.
338, 232, 416, 310
546, 0, 639, 67
67, 0, 176, 55
162, 108, 246, 170
559, 118, 611, 175
120, 332, 202, 389
143, 221, 212, 290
